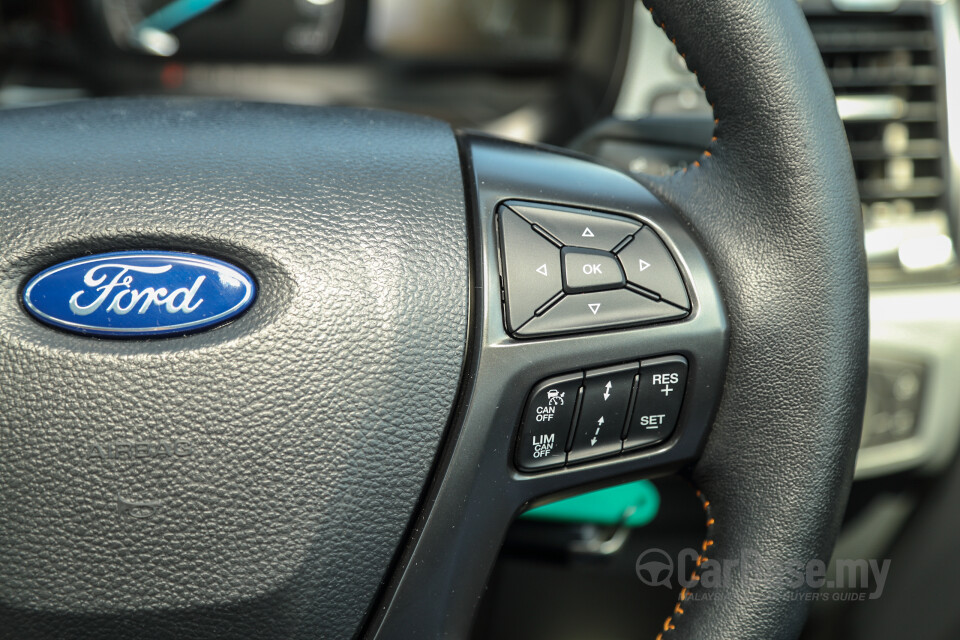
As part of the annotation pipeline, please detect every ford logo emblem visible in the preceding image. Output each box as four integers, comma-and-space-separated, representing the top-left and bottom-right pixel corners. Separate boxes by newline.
22, 251, 256, 338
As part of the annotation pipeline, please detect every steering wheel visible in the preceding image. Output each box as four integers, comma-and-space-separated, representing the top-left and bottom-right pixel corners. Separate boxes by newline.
0, 0, 867, 638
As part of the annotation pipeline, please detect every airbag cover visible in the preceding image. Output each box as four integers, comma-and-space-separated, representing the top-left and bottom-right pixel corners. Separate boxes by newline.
0, 100, 468, 639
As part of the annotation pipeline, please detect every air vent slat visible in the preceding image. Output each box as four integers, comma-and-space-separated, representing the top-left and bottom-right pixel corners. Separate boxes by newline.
827, 66, 938, 87
858, 177, 945, 200
849, 139, 943, 160
814, 32, 934, 52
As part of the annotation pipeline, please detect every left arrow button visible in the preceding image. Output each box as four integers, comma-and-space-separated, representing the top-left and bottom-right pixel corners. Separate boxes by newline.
498, 206, 564, 333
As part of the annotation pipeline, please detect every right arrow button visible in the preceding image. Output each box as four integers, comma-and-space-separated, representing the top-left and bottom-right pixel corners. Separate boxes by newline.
616, 227, 691, 309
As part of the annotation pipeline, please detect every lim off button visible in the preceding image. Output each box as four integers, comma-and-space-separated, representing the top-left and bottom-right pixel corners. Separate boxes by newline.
498, 206, 564, 332
516, 373, 582, 471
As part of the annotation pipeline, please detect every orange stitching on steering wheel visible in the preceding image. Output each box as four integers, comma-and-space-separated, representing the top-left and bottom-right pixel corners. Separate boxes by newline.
640, 7, 718, 630
653, 488, 715, 640
646, 3, 719, 175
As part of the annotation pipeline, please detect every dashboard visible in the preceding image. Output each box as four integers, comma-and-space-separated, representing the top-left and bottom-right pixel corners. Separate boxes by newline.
608, 0, 960, 481
0, 0, 630, 138
4, 0, 958, 482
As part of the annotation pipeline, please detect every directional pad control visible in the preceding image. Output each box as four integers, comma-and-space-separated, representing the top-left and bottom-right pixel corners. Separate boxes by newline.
497, 201, 691, 337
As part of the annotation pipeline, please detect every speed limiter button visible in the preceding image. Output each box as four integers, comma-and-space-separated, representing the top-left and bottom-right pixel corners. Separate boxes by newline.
516, 372, 583, 471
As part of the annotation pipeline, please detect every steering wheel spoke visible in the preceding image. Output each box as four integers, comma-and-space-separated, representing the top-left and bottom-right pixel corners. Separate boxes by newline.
367, 134, 728, 639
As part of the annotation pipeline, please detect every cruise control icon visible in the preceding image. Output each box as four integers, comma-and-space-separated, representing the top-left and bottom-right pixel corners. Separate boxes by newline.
536, 389, 565, 421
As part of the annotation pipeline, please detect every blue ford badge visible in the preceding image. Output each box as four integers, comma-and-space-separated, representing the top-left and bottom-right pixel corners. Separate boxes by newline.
22, 251, 256, 338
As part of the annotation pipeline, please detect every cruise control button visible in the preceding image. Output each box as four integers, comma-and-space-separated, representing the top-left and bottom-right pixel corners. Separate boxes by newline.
624, 356, 688, 451
516, 289, 687, 337
507, 203, 640, 251
562, 247, 624, 293
498, 206, 564, 332
568, 363, 637, 463
516, 373, 582, 471
617, 227, 690, 309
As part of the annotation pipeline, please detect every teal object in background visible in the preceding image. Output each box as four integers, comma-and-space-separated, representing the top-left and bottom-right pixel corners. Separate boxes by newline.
138, 0, 228, 34
520, 480, 660, 527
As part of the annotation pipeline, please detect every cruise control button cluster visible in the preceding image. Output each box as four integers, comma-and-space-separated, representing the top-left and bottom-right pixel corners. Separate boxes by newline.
497, 201, 691, 337
516, 357, 688, 472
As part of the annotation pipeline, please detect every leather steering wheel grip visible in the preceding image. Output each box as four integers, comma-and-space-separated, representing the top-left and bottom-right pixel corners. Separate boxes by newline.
635, 1, 868, 638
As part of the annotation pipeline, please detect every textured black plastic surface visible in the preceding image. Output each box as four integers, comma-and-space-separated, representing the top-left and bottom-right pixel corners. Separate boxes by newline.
0, 100, 468, 639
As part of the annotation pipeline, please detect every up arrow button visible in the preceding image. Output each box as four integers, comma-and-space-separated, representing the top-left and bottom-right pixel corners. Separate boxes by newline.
507, 202, 640, 251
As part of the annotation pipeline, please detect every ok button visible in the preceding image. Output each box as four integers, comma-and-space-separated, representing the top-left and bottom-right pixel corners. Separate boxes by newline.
562, 247, 625, 293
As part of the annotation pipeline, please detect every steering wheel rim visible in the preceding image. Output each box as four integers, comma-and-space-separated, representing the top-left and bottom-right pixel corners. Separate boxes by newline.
633, 0, 868, 635
0, 0, 867, 638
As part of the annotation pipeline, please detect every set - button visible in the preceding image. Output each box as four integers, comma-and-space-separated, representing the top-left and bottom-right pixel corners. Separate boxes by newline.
515, 356, 689, 472
497, 201, 691, 337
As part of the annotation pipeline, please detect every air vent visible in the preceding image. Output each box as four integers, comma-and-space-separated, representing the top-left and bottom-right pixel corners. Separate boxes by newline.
810, 12, 956, 282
